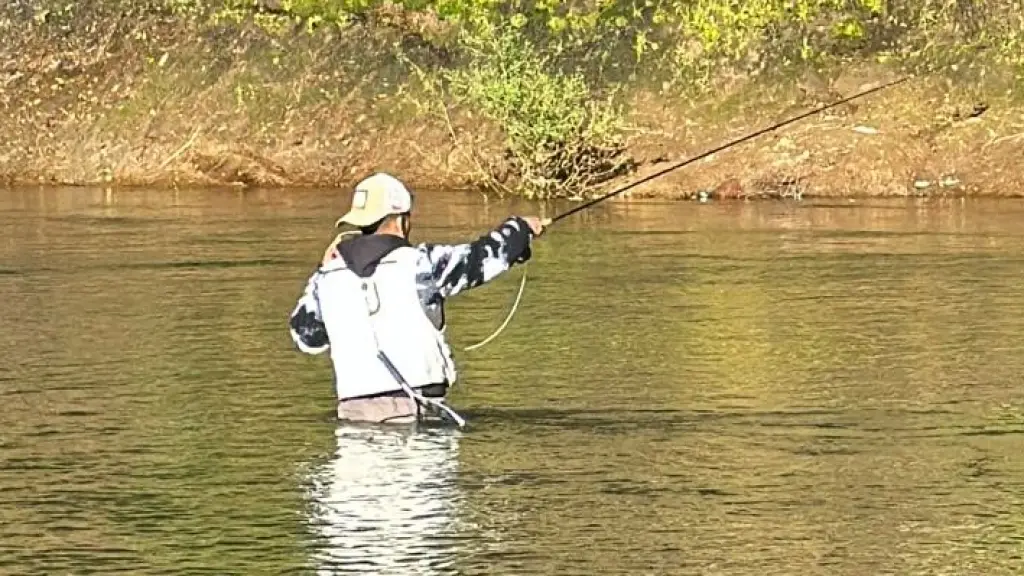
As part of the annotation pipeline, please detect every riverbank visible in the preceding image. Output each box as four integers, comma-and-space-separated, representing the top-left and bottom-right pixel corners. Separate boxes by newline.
2, 1, 1023, 200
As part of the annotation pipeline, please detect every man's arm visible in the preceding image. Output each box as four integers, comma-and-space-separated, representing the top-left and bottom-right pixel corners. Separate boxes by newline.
288, 271, 330, 355
421, 215, 541, 299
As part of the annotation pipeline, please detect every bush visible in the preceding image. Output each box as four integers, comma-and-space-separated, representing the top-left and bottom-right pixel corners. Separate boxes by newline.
437, 22, 632, 199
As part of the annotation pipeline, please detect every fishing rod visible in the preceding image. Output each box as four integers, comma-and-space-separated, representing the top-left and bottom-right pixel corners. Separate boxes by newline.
463, 75, 910, 352
549, 75, 911, 225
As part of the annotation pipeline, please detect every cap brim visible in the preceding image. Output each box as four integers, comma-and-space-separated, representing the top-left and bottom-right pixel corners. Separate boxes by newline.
335, 210, 383, 228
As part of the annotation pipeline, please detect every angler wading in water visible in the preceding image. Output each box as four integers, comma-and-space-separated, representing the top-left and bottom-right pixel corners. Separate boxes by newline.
288, 172, 548, 426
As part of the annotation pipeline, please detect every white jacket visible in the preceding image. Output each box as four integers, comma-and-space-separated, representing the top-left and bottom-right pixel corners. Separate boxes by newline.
289, 216, 535, 401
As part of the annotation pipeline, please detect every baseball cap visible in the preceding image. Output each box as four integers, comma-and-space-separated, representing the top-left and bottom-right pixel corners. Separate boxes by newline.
335, 172, 414, 228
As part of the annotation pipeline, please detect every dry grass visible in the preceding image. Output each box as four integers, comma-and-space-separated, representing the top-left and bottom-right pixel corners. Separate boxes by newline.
1, 9, 1023, 198
610, 67, 1024, 199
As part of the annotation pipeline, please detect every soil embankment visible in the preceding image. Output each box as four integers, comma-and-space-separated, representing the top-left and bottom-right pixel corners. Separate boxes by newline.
2, 2, 1023, 200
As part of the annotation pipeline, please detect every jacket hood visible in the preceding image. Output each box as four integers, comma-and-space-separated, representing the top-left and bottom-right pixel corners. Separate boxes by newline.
336, 233, 411, 278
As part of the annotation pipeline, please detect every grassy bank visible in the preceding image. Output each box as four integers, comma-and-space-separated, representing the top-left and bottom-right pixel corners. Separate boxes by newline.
2, 0, 1023, 200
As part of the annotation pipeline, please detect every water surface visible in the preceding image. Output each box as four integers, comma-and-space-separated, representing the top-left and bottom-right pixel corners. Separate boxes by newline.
2, 187, 1023, 575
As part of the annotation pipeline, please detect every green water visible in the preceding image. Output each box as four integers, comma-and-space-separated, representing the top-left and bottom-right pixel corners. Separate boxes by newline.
1, 186, 1023, 575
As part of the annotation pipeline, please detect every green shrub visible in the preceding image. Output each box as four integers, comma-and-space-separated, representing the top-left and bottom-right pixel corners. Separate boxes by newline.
436, 22, 631, 199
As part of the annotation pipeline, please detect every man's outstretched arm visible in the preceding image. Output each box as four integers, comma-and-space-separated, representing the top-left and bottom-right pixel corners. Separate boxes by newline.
422, 215, 544, 299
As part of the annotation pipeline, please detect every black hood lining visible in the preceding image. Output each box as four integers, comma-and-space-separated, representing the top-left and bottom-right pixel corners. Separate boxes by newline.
336, 234, 411, 278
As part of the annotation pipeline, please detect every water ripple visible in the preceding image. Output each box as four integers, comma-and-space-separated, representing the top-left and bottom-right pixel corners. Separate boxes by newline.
2, 189, 1024, 575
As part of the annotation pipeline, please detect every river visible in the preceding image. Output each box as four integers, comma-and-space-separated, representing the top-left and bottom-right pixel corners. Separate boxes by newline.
1, 186, 1022, 575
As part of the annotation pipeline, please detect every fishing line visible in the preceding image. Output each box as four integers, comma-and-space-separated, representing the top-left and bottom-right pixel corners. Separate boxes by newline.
463, 267, 528, 352
463, 75, 910, 351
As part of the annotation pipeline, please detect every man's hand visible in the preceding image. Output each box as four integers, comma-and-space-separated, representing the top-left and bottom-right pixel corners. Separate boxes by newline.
522, 216, 551, 237
321, 232, 350, 266
322, 242, 340, 266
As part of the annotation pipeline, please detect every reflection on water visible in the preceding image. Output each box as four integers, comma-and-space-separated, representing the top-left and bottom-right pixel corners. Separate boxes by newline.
304, 425, 463, 576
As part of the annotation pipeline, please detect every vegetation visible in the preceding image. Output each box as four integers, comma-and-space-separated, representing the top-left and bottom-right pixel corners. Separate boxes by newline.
203, 0, 1024, 199
404, 22, 634, 199
5, 0, 1024, 196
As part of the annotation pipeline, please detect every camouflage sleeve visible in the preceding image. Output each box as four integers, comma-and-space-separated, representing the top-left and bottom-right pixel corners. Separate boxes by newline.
288, 271, 330, 355
420, 216, 535, 299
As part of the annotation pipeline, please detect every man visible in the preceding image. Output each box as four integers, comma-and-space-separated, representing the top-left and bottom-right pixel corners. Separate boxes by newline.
288, 172, 547, 426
